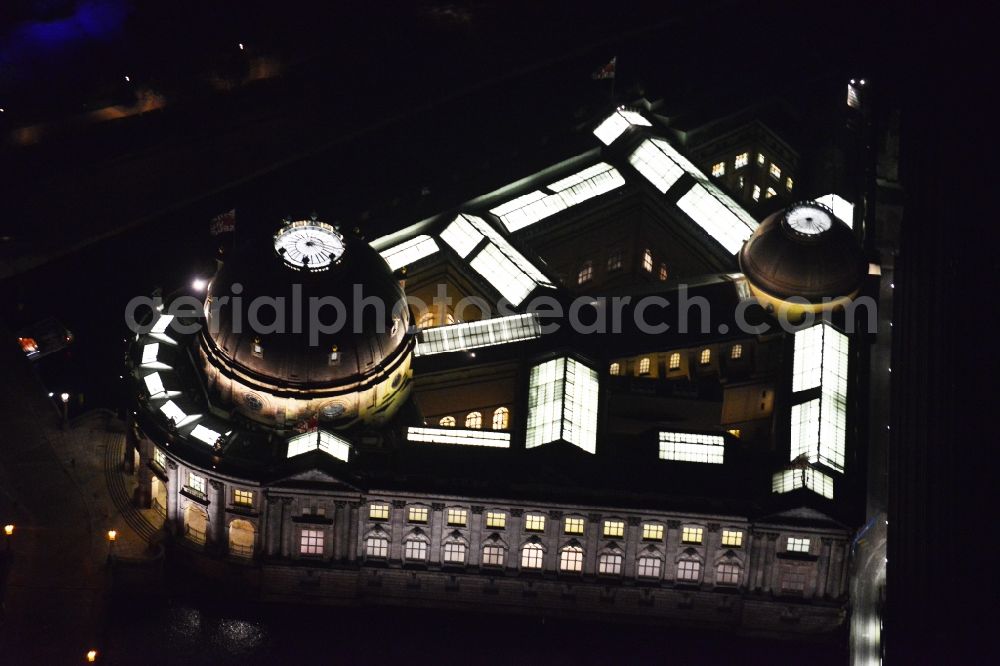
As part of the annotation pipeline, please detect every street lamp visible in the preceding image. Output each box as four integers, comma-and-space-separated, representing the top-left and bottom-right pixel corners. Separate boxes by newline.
60, 392, 70, 429
192, 278, 207, 291
106, 530, 117, 542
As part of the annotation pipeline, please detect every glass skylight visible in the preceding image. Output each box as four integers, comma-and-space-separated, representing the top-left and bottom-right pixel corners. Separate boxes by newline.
771, 467, 834, 499
439, 214, 484, 258
491, 163, 625, 232
143, 372, 166, 397
415, 313, 542, 355
792, 325, 824, 392
159, 400, 186, 425
469, 243, 538, 306
463, 215, 553, 287
790, 323, 850, 472
593, 108, 652, 145
190, 424, 223, 447
658, 432, 725, 464
676, 183, 757, 254
379, 234, 440, 271
816, 193, 855, 229
141, 343, 160, 365
286, 429, 351, 462
628, 138, 687, 193
407, 427, 511, 448
526, 357, 599, 454
150, 314, 174, 335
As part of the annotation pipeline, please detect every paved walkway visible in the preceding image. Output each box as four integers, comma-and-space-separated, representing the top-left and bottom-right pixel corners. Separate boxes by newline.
0, 329, 159, 663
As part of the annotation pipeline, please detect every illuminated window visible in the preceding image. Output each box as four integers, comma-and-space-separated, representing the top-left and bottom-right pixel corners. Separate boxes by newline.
482, 544, 506, 566
599, 552, 623, 575
233, 489, 253, 506
681, 526, 704, 544
369, 503, 390, 520
594, 108, 652, 145
730, 344, 743, 360
717, 563, 740, 585
721, 530, 744, 547
328, 346, 340, 366
658, 431, 725, 464
658, 264, 668, 281
711, 162, 725, 177
153, 447, 167, 468
699, 349, 711, 365
676, 560, 701, 582
559, 545, 584, 572
607, 250, 623, 271
416, 312, 542, 356
765, 187, 777, 199
735, 152, 749, 169
787, 537, 811, 553
669, 352, 681, 370
404, 539, 428, 562
252, 337, 263, 358
526, 357, 600, 454
408, 506, 429, 523
638, 357, 651, 375
769, 163, 781, 180
577, 261, 593, 285
637, 556, 662, 578
365, 535, 388, 558
847, 83, 860, 109
781, 571, 806, 594
439, 416, 455, 427
417, 311, 435, 328
564, 517, 585, 535
187, 472, 206, 494
728, 428, 741, 438
524, 514, 546, 532
443, 542, 467, 564
379, 234, 440, 271
447, 508, 468, 526
786, 176, 794, 191
609, 362, 621, 376
491, 407, 509, 430
603, 520, 625, 538
642, 249, 653, 272
757, 153, 766, 166
642, 523, 664, 541
752, 185, 761, 201
300, 529, 323, 556
486, 511, 506, 529
464, 411, 482, 429
521, 543, 544, 569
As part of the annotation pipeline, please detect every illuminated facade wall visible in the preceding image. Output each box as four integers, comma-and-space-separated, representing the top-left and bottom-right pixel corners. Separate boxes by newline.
526, 357, 600, 454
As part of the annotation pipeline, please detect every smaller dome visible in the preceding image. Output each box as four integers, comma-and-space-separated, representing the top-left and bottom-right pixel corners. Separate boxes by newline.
738, 201, 866, 311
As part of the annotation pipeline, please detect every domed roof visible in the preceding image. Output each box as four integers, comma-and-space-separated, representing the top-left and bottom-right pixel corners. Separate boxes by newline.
738, 201, 866, 303
202, 220, 411, 389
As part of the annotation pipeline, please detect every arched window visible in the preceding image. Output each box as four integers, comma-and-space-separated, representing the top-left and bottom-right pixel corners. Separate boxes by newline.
577, 261, 593, 285
642, 249, 653, 272
559, 545, 584, 572
598, 551, 623, 575
464, 411, 482, 429
365, 535, 388, 558
444, 313, 456, 325
443, 542, 467, 564
417, 311, 435, 328
730, 344, 743, 360
676, 559, 702, 582
607, 250, 623, 271
439, 416, 455, 427
668, 352, 681, 370
609, 362, 621, 376
184, 504, 208, 545
403, 538, 429, 562
482, 535, 507, 567
521, 543, 544, 569
658, 264, 668, 281
491, 407, 509, 430
228, 519, 255, 558
637, 555, 662, 579
716, 562, 741, 586
699, 348, 712, 365
638, 357, 651, 375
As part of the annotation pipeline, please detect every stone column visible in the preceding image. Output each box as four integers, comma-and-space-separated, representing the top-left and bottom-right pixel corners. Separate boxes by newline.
124, 420, 138, 474
816, 537, 833, 598
333, 501, 347, 561
762, 532, 779, 594
833, 540, 848, 599
704, 523, 721, 586
165, 459, 179, 534
469, 506, 484, 566
748, 531, 764, 591
547, 510, 563, 572
430, 503, 445, 565
279, 497, 293, 558
586, 513, 602, 575
623, 516, 641, 578
347, 501, 360, 562
663, 520, 682, 582
262, 492, 276, 556
208, 480, 225, 552
390, 500, 406, 562
507, 509, 523, 573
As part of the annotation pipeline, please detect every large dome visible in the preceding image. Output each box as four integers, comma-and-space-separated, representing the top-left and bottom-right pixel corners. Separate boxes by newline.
198, 219, 414, 426
738, 201, 865, 315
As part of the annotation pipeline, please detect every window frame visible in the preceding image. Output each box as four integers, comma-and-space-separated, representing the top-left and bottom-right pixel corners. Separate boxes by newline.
233, 489, 254, 507
486, 511, 507, 529
524, 513, 546, 532
559, 545, 584, 573
602, 519, 625, 538
446, 508, 468, 527
636, 555, 662, 579
407, 506, 429, 524
369, 502, 390, 521
721, 529, 744, 548
464, 411, 482, 429
564, 517, 585, 535
676, 559, 702, 582
641, 522, 664, 541
403, 538, 429, 562
299, 528, 324, 556
520, 542, 544, 570
681, 526, 704, 545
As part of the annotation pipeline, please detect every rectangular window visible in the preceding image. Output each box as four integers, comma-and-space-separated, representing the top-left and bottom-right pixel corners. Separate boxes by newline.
752, 185, 761, 201
765, 186, 777, 199
482, 545, 506, 566
233, 489, 253, 506
559, 548, 584, 572
757, 153, 766, 166
524, 513, 546, 532
786, 176, 794, 192
564, 517, 585, 535
668, 353, 681, 370
187, 472, 206, 494
700, 348, 711, 365
717, 563, 740, 585
404, 540, 428, 561
711, 162, 725, 177
599, 553, 623, 575
443, 542, 467, 564
642, 523, 664, 541
446, 508, 468, 526
769, 163, 781, 180
607, 250, 623, 271
365, 536, 388, 558
526, 356, 600, 454
658, 431, 725, 464
637, 557, 661, 578
486, 511, 506, 529
603, 520, 625, 538
787, 537, 811, 553
721, 529, 744, 547
681, 526, 704, 544
676, 560, 701, 582
369, 503, 390, 521
300, 529, 324, 556
642, 249, 654, 272
408, 506, 429, 523
153, 447, 166, 468
734, 152, 749, 169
